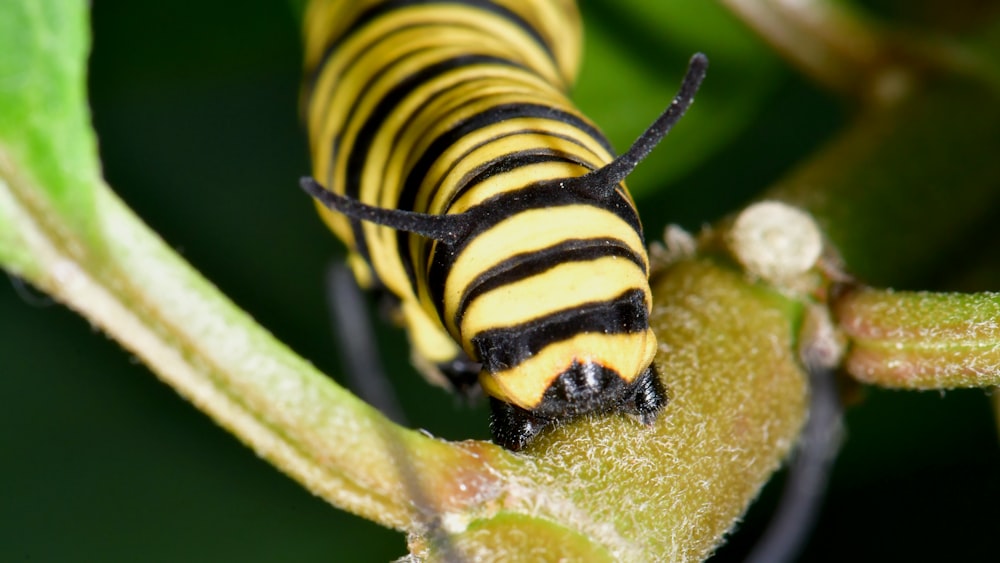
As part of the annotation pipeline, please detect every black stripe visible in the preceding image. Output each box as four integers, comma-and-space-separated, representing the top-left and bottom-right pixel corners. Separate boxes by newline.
469, 288, 650, 372
454, 237, 647, 328
344, 55, 516, 200
426, 179, 643, 312
313, 22, 440, 145
341, 53, 515, 273
417, 129, 604, 214
397, 103, 613, 213
397, 102, 615, 294
448, 150, 594, 206
304, 0, 556, 102
406, 149, 596, 303
395, 130, 603, 294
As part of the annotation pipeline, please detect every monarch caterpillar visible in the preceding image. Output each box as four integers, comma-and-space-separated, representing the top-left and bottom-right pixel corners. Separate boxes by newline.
301, 0, 706, 450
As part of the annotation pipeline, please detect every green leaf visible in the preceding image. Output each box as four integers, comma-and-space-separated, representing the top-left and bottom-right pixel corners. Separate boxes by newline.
766, 75, 1000, 287
0, 0, 99, 278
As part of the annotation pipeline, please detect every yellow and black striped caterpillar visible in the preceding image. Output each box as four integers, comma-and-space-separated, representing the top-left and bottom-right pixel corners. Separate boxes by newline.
300, 0, 706, 450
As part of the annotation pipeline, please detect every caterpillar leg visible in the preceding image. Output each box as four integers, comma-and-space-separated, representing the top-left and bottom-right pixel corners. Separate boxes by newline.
619, 365, 668, 425
395, 296, 482, 398
408, 346, 482, 401
488, 398, 549, 452
489, 365, 667, 451
436, 356, 483, 399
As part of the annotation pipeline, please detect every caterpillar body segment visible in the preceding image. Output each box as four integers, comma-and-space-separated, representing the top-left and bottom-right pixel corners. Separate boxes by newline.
302, 0, 707, 450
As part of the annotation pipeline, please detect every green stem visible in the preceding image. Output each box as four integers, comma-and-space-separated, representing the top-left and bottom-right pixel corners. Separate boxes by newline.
835, 288, 1000, 388
0, 150, 509, 530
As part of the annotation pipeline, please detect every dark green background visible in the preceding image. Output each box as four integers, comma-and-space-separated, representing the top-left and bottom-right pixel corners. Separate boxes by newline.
2, 1, 997, 561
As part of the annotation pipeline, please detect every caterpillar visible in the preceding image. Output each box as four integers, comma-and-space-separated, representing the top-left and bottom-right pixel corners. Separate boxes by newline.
300, 0, 706, 450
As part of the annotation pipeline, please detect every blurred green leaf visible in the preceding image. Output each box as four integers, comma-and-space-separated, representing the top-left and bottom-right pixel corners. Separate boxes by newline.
575, 0, 783, 196
767, 75, 1000, 287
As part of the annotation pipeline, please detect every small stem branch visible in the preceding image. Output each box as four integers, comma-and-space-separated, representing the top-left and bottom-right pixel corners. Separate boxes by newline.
720, 0, 893, 98
835, 288, 1000, 388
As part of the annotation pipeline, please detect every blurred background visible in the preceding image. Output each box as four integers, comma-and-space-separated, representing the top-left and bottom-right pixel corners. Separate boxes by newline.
1, 0, 997, 560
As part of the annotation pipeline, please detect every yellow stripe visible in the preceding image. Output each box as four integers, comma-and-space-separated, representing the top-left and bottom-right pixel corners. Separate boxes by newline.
362, 63, 562, 209
313, 26, 522, 156
399, 85, 577, 212
310, 7, 592, 297
363, 87, 593, 302
302, 0, 377, 72
307, 4, 564, 149
336, 64, 554, 198
490, 0, 582, 86
316, 64, 568, 299
477, 330, 658, 409
333, 77, 565, 303
443, 205, 647, 333
305, 0, 581, 89
400, 300, 463, 365
448, 154, 601, 213
460, 256, 649, 339
448, 160, 592, 213
419, 117, 613, 211
315, 200, 356, 254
